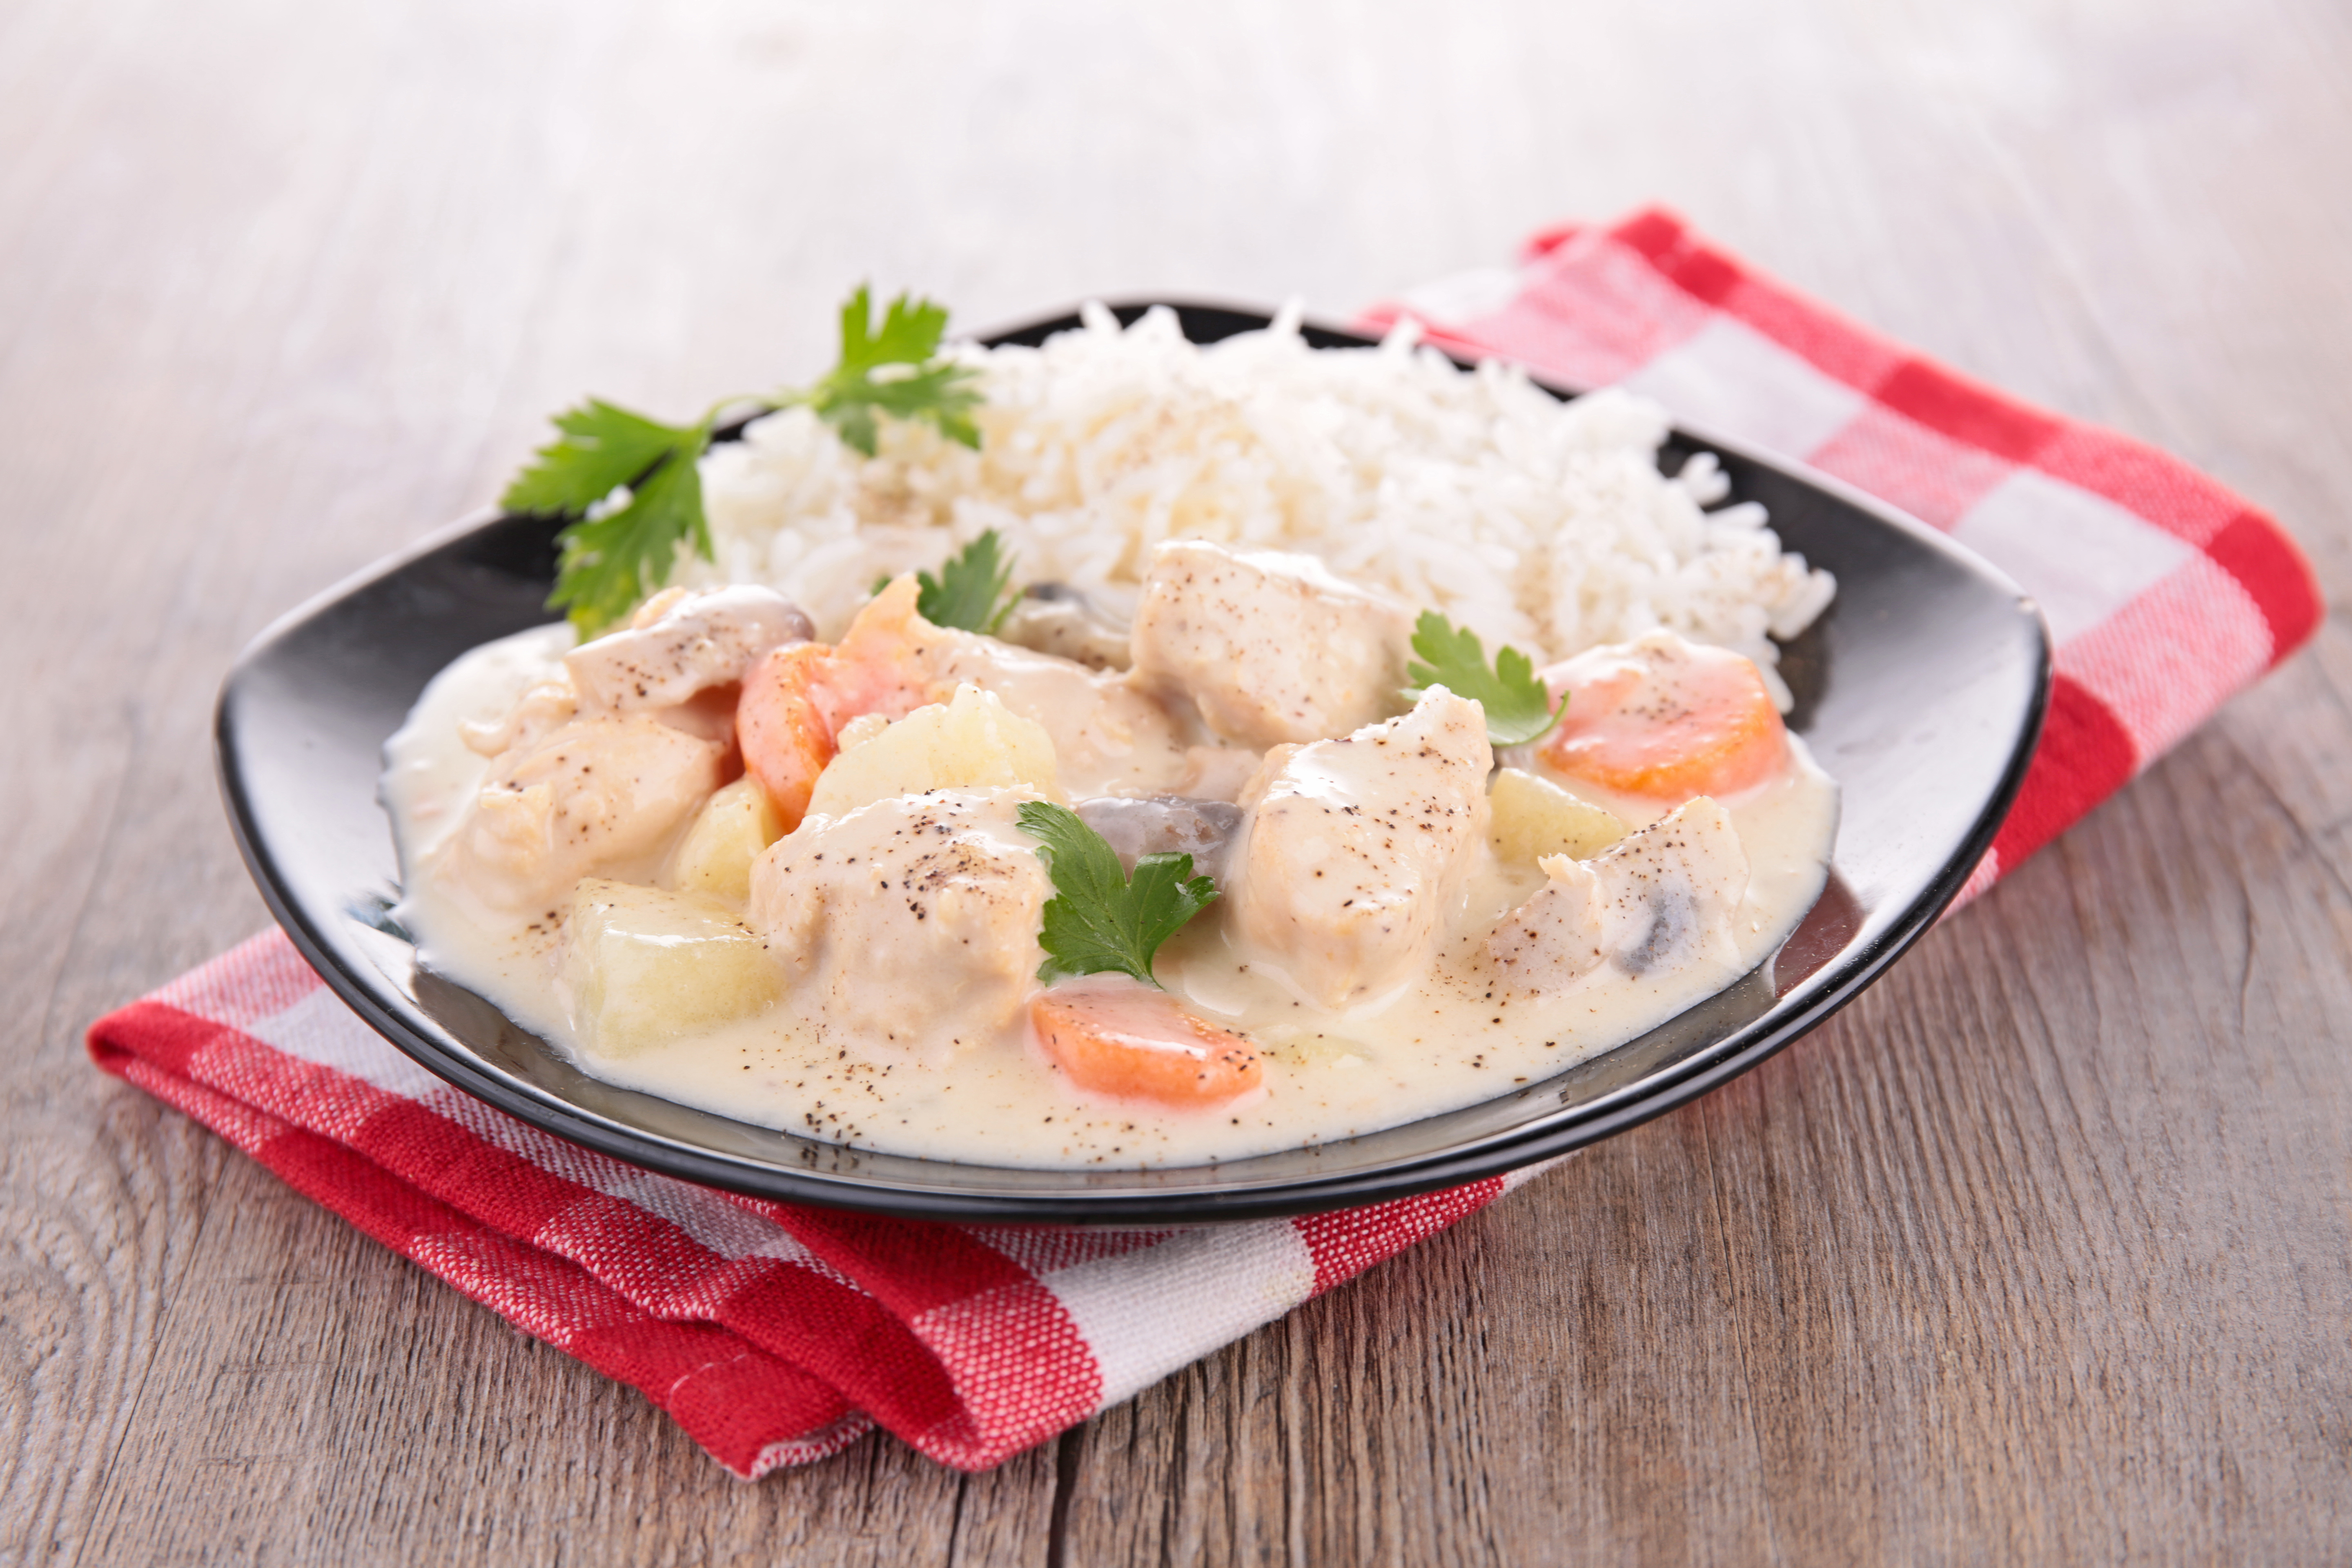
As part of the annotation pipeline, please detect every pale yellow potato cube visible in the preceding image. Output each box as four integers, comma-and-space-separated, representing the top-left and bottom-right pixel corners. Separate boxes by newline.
663, 777, 784, 905
804, 683, 1063, 819
1488, 766, 1628, 862
562, 878, 782, 1058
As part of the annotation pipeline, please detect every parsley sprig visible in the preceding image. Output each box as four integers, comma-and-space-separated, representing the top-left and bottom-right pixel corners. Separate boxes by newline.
505, 402, 715, 637
499, 287, 982, 635
1016, 802, 1220, 987
1403, 610, 1568, 746
889, 529, 1020, 633
795, 289, 982, 457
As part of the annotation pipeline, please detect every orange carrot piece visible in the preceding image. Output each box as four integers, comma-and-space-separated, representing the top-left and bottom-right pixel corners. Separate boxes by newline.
735, 579, 954, 829
1539, 637, 1787, 802
737, 642, 838, 831
1031, 983, 1263, 1108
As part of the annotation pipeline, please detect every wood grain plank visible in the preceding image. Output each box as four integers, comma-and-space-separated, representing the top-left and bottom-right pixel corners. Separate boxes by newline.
69, 1151, 1054, 1564
1, 0, 2348, 1560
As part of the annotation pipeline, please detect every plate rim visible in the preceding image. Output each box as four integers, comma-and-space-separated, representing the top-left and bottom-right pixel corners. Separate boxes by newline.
214, 298, 2052, 1224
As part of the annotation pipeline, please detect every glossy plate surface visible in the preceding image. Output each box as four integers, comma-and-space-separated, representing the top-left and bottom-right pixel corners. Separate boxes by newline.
216, 301, 2049, 1223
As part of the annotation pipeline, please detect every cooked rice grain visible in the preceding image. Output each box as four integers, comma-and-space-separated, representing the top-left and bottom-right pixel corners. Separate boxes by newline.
689, 304, 1833, 705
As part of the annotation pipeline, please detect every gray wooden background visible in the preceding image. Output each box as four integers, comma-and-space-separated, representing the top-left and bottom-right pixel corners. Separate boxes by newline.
5, 0, 2347, 1561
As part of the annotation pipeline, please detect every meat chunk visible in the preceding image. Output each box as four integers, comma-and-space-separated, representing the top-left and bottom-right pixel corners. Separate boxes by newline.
1129, 540, 1414, 748
431, 715, 729, 915
1488, 797, 1750, 992
565, 584, 814, 713
459, 675, 579, 760
1225, 689, 1492, 1008
746, 786, 1051, 1061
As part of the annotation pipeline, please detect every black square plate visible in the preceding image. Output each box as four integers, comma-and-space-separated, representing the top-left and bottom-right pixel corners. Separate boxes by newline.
215, 301, 2049, 1224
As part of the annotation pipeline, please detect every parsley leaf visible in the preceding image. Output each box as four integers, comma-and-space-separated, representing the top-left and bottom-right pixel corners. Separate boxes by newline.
803, 286, 982, 456
1017, 802, 1220, 987
501, 401, 713, 635
544, 433, 712, 636
914, 529, 1019, 632
499, 399, 695, 518
498, 287, 982, 636
1403, 609, 1568, 746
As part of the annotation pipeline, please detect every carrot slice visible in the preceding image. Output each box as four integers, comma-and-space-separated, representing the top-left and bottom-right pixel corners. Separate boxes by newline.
1538, 635, 1788, 802
828, 576, 941, 717
1031, 982, 1263, 1108
735, 579, 950, 829
737, 642, 838, 831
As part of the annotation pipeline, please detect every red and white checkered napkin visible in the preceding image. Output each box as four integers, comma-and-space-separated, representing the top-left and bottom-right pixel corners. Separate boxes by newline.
89, 933, 1535, 1475
87, 208, 2320, 1477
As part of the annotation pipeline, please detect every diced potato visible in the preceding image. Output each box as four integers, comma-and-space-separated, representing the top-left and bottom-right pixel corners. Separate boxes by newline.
562, 878, 782, 1058
663, 777, 785, 905
804, 683, 1063, 818
1488, 766, 1628, 862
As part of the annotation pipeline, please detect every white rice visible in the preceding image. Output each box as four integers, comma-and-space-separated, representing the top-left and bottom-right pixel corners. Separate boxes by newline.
686, 303, 1835, 705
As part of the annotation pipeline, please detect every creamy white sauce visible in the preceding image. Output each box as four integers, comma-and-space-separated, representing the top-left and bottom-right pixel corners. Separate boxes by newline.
388, 625, 1838, 1169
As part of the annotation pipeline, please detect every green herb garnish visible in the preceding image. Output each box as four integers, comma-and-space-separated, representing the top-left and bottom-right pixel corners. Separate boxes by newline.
501, 287, 981, 635
1016, 802, 1220, 987
1403, 610, 1568, 746
800, 287, 982, 457
504, 402, 715, 638
912, 529, 1018, 632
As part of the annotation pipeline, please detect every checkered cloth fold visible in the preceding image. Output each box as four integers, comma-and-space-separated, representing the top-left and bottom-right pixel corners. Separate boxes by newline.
87, 209, 2319, 1476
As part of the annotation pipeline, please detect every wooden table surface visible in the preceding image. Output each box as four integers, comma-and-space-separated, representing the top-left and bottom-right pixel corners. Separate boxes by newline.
6, 0, 2348, 1560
